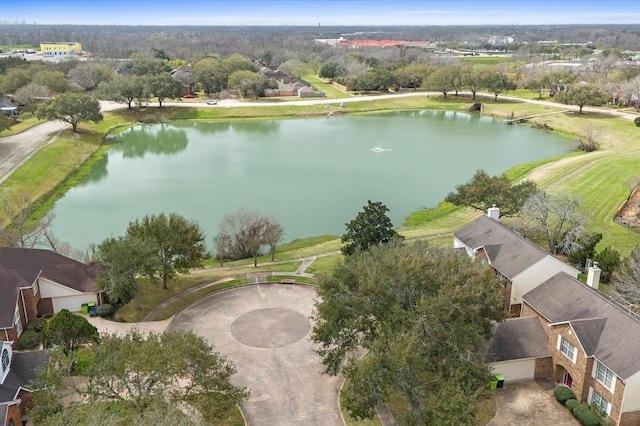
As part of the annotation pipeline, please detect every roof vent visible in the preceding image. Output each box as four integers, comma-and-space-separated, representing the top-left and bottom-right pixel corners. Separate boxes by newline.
487, 204, 500, 221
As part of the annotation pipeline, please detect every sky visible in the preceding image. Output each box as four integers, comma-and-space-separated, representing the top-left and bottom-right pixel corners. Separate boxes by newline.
1, 0, 640, 26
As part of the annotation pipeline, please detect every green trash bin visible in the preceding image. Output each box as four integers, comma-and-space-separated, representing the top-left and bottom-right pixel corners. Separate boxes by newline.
81, 303, 88, 315
490, 375, 499, 390
495, 374, 505, 388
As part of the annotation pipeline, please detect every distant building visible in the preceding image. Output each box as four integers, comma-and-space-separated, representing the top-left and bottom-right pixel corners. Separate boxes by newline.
39, 42, 81, 57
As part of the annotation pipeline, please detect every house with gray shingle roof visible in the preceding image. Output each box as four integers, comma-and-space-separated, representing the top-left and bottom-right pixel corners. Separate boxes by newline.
521, 272, 640, 425
1, 341, 49, 426
454, 212, 579, 314
0, 247, 101, 349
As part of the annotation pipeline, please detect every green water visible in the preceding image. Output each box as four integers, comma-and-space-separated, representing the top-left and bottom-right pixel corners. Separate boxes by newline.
50, 110, 571, 249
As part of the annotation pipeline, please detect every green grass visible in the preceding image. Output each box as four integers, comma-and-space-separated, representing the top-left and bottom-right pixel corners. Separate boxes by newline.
306, 254, 342, 275
153, 279, 248, 321
265, 275, 318, 285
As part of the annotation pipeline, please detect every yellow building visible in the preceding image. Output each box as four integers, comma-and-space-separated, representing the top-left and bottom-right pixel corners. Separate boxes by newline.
40, 42, 81, 57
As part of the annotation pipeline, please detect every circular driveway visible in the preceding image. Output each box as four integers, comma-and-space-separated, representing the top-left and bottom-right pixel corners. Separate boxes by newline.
168, 283, 344, 426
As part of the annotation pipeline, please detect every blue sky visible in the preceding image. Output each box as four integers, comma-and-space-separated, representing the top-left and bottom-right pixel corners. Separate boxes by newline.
2, 0, 640, 26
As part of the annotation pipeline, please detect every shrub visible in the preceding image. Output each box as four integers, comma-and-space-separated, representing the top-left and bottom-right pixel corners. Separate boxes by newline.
554, 385, 576, 403
634, 117, 640, 127
565, 399, 580, 411
572, 403, 602, 426
26, 318, 48, 333
17, 330, 42, 350
96, 304, 115, 318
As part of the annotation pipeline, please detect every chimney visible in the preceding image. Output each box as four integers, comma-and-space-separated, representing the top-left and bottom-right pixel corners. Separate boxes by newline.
487, 204, 500, 221
586, 262, 601, 289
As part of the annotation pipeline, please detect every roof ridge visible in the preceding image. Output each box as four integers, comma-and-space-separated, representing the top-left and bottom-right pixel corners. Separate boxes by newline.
477, 216, 555, 258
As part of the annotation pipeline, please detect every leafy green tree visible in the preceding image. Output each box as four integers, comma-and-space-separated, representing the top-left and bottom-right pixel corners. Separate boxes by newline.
36, 92, 103, 132
341, 200, 402, 256
463, 65, 487, 100
30, 331, 248, 425
319, 61, 343, 80
129, 54, 171, 76
613, 247, 640, 304
41, 309, 99, 355
445, 169, 539, 217
94, 234, 160, 309
556, 84, 609, 113
126, 212, 206, 289
145, 73, 183, 107
191, 57, 227, 96
227, 70, 274, 99
425, 65, 455, 98
312, 242, 504, 423
0, 67, 33, 94
594, 246, 620, 283
221, 53, 257, 75
0, 113, 10, 133
485, 71, 516, 100
33, 70, 70, 94
98, 74, 149, 109
566, 232, 602, 268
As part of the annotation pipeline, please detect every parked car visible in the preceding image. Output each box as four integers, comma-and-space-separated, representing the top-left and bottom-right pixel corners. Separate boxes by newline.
184, 94, 195, 99
206, 100, 217, 105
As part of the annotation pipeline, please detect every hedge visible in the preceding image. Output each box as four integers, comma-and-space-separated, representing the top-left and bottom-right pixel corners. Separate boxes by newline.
26, 318, 48, 333
16, 330, 41, 350
96, 304, 115, 318
634, 117, 640, 127
553, 385, 576, 403
572, 403, 602, 426
565, 399, 580, 411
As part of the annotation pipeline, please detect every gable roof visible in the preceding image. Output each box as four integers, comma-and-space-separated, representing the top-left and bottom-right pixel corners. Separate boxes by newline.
0, 248, 98, 328
523, 272, 640, 380
485, 317, 551, 362
454, 215, 550, 278
0, 350, 49, 403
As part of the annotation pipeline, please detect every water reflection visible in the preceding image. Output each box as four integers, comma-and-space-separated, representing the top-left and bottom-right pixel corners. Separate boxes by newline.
111, 124, 189, 158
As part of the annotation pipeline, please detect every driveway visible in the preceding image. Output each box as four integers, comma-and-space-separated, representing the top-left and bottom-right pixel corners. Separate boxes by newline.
168, 283, 344, 426
488, 379, 579, 426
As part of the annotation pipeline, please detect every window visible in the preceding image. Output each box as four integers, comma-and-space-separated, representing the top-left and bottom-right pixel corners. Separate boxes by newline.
33, 279, 39, 295
1, 348, 9, 372
591, 389, 610, 415
14, 308, 22, 337
558, 336, 576, 363
496, 270, 508, 288
595, 361, 615, 391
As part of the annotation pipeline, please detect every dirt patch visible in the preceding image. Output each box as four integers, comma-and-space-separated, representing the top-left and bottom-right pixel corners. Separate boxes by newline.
618, 188, 640, 228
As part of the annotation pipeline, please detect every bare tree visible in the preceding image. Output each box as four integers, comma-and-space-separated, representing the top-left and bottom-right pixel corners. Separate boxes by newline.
521, 192, 587, 254
1, 190, 56, 248
612, 248, 640, 305
576, 123, 605, 152
263, 217, 284, 262
213, 232, 233, 267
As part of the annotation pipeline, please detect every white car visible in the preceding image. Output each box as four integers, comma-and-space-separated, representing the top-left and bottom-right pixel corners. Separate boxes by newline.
206, 100, 217, 105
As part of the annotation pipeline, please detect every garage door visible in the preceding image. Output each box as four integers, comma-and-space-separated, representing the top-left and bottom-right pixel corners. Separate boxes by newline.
52, 295, 97, 313
490, 359, 536, 382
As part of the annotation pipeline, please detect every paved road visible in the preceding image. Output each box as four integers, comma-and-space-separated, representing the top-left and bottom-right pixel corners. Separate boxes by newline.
168, 284, 345, 426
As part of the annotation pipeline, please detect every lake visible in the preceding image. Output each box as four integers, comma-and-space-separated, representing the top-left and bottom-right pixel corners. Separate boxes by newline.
50, 110, 571, 250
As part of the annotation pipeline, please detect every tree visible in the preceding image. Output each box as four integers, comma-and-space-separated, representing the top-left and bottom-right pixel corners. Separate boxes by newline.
213, 231, 233, 267
41, 309, 99, 355
0, 113, 9, 133
126, 213, 206, 289
129, 54, 171, 76
463, 65, 487, 100
555, 84, 609, 113
594, 246, 620, 283
98, 74, 149, 108
263, 217, 284, 262
67, 63, 114, 90
445, 169, 539, 217
613, 247, 640, 304
145, 73, 183, 107
31, 330, 249, 425
0, 67, 33, 94
425, 66, 455, 99
521, 191, 586, 254
191, 57, 227, 96
33, 70, 70, 94
312, 241, 504, 423
566, 232, 602, 269
485, 71, 516, 100
341, 200, 402, 256
1, 189, 56, 248
319, 61, 343, 80
221, 53, 257, 75
14, 83, 51, 112
36, 92, 103, 132
94, 234, 160, 309
227, 70, 274, 99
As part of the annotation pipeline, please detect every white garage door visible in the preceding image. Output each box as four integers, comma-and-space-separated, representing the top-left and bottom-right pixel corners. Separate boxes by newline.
490, 359, 536, 382
52, 295, 97, 313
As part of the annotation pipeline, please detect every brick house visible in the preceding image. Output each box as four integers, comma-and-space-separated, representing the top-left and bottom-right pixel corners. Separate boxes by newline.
453, 208, 579, 315
1, 341, 49, 426
170, 64, 193, 97
521, 272, 640, 426
0, 248, 101, 349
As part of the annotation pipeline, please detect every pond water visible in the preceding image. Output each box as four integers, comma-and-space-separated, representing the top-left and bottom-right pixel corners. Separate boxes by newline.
50, 110, 571, 250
